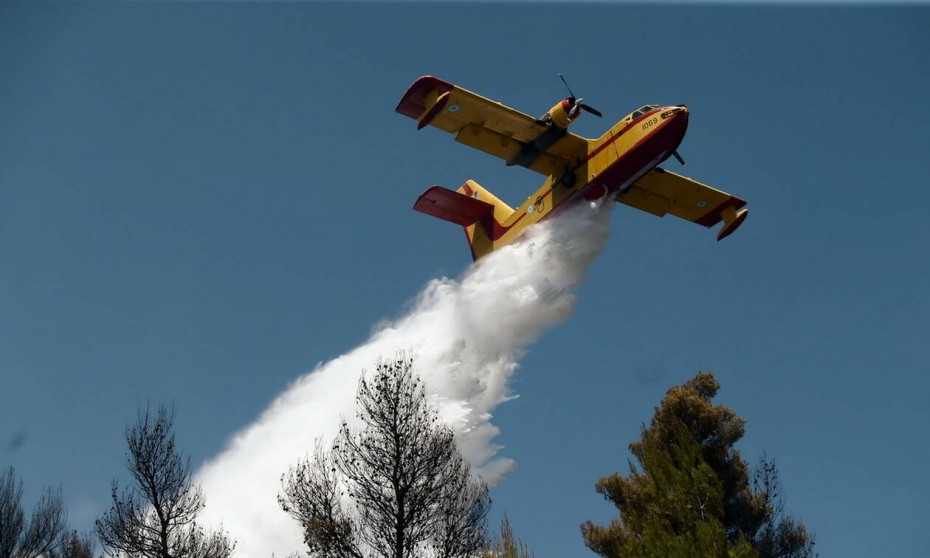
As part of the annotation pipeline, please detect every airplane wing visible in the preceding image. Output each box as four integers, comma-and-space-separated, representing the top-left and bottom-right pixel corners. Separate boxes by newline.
620, 168, 748, 240
396, 76, 589, 177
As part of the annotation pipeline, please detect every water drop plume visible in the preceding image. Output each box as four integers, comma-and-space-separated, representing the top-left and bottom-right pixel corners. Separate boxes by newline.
196, 201, 613, 557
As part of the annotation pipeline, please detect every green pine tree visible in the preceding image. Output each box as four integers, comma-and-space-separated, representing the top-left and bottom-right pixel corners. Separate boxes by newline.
582, 372, 814, 558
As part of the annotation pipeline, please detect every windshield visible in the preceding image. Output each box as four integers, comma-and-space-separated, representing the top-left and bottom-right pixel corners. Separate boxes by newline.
619, 104, 661, 129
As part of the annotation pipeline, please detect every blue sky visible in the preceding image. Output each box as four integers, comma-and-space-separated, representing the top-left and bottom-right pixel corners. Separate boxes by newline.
2, 2, 928, 557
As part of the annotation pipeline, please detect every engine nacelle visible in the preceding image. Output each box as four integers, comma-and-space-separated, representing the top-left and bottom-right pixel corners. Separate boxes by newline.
543, 98, 581, 129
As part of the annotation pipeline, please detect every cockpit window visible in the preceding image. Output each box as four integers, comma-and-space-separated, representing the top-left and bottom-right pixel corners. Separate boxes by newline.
621, 105, 661, 127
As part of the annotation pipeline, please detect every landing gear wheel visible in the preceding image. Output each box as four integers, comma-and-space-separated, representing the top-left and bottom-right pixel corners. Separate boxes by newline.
560, 172, 576, 188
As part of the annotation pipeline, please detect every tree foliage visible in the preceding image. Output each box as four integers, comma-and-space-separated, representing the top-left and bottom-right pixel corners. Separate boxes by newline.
482, 517, 533, 558
95, 404, 234, 558
749, 455, 816, 558
582, 372, 815, 558
279, 354, 490, 558
0, 466, 67, 558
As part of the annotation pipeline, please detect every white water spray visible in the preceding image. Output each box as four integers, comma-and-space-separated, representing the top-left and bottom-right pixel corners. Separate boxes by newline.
196, 202, 613, 557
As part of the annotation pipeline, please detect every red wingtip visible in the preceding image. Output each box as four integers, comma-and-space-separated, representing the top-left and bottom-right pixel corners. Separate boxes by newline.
395, 76, 454, 119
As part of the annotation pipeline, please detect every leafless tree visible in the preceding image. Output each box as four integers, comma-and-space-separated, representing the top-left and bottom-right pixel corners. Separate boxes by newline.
49, 530, 95, 558
0, 466, 67, 558
279, 354, 490, 558
95, 405, 234, 558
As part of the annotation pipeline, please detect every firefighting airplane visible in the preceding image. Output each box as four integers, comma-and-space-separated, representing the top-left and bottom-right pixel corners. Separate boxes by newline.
396, 75, 748, 261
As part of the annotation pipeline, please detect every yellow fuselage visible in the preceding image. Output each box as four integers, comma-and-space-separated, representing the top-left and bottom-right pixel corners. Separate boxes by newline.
465, 105, 689, 256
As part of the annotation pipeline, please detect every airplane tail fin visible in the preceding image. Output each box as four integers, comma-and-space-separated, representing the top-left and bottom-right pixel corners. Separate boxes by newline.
413, 179, 514, 261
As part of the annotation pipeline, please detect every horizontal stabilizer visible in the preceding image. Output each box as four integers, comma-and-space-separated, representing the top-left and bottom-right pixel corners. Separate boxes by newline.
413, 186, 495, 227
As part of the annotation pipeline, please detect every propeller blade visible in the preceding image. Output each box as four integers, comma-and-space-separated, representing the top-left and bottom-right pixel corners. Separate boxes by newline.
580, 103, 603, 118
559, 73, 602, 118
558, 72, 577, 101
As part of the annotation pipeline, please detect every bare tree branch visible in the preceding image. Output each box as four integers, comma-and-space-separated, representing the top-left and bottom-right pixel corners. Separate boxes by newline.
280, 354, 490, 558
95, 404, 235, 558
0, 466, 67, 558
750, 454, 817, 558
48, 531, 95, 558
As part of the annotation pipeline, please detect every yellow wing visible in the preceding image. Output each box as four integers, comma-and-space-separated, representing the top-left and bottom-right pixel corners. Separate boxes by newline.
620, 168, 749, 240
396, 76, 589, 176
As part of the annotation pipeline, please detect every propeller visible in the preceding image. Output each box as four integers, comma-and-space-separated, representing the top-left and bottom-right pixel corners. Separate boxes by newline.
559, 73, 603, 118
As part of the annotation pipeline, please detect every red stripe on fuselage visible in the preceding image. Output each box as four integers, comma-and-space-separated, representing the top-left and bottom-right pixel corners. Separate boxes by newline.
575, 108, 667, 171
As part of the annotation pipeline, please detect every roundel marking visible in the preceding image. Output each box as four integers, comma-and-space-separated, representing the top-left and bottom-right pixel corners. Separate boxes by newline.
696, 200, 708, 208
447, 104, 461, 113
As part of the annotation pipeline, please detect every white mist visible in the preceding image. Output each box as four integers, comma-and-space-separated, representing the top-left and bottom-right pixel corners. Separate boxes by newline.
196, 202, 613, 558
